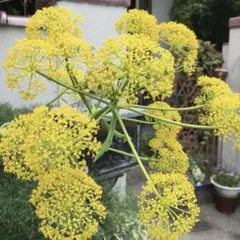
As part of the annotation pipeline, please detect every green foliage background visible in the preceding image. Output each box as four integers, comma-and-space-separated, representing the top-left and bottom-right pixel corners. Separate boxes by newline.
171, 0, 240, 49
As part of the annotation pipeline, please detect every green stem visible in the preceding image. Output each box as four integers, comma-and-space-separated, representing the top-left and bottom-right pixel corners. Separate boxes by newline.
94, 116, 117, 161
108, 147, 158, 161
92, 106, 109, 119
38, 71, 127, 140
122, 104, 206, 112
113, 108, 163, 199
0, 122, 11, 136
171, 206, 191, 216
96, 107, 111, 121
100, 120, 126, 140
37, 71, 108, 104
112, 109, 151, 181
105, 115, 155, 125
46, 90, 67, 107
168, 207, 180, 220
66, 62, 93, 114
121, 117, 156, 125
0, 122, 11, 128
124, 107, 215, 130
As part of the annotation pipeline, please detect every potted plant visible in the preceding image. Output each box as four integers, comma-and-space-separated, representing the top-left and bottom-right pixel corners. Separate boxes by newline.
211, 170, 240, 213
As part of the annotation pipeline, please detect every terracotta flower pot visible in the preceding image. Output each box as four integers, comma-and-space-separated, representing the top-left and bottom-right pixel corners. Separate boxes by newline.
211, 175, 240, 214
213, 190, 239, 214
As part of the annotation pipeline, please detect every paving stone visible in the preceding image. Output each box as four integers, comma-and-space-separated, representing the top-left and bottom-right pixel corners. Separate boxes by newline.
233, 234, 240, 240
192, 220, 213, 232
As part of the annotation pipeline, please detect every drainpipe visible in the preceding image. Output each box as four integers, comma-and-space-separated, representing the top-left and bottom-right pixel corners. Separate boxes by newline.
0, 11, 28, 27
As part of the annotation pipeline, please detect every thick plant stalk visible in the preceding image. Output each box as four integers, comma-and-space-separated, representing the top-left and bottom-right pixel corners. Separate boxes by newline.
46, 90, 67, 106
37, 71, 126, 139
108, 147, 158, 162
37, 71, 109, 104
93, 106, 110, 120
94, 116, 117, 161
123, 104, 206, 112
113, 108, 162, 199
66, 61, 93, 114
113, 109, 151, 181
120, 117, 157, 125
124, 107, 215, 130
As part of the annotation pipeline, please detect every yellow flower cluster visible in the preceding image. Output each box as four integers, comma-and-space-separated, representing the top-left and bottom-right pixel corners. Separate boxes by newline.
195, 76, 233, 105
195, 76, 240, 149
2, 7, 206, 239
139, 173, 200, 240
4, 7, 93, 101
4, 39, 57, 100
26, 6, 83, 40
47, 35, 93, 92
145, 102, 188, 174
30, 167, 106, 240
159, 22, 198, 74
0, 105, 100, 180
115, 9, 160, 42
149, 133, 189, 174
87, 35, 175, 104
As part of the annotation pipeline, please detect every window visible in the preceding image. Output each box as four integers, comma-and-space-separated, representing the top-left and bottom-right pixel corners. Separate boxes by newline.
128, 0, 152, 13
0, 0, 56, 16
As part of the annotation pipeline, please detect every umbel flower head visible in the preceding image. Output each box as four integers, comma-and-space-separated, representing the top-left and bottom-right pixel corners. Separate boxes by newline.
115, 9, 160, 42
87, 34, 175, 104
195, 76, 233, 105
4, 39, 57, 100
4, 6, 93, 101
4, 37, 93, 101
46, 33, 94, 97
139, 173, 200, 240
149, 133, 189, 174
195, 76, 240, 149
0, 105, 100, 181
30, 167, 106, 240
26, 6, 83, 40
159, 21, 198, 74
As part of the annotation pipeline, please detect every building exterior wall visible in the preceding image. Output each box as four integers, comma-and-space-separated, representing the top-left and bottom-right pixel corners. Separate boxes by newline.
221, 19, 240, 173
152, 0, 173, 23
57, 1, 126, 48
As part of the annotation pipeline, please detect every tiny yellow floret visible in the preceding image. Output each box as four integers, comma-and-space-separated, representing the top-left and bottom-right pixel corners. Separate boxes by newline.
30, 167, 106, 240
0, 105, 100, 180
139, 173, 200, 240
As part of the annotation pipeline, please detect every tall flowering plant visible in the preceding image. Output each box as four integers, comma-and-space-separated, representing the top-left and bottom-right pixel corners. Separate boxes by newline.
0, 7, 239, 240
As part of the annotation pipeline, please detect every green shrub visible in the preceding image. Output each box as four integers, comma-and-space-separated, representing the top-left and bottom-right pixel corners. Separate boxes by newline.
0, 103, 31, 126
0, 173, 148, 240
0, 173, 44, 240
171, 0, 240, 49
195, 40, 223, 77
93, 191, 150, 240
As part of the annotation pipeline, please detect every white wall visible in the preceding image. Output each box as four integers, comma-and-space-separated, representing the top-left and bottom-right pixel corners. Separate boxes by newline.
0, 2, 127, 107
226, 28, 240, 93
152, 0, 173, 23
57, 2, 126, 48
222, 43, 229, 70
221, 28, 240, 173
